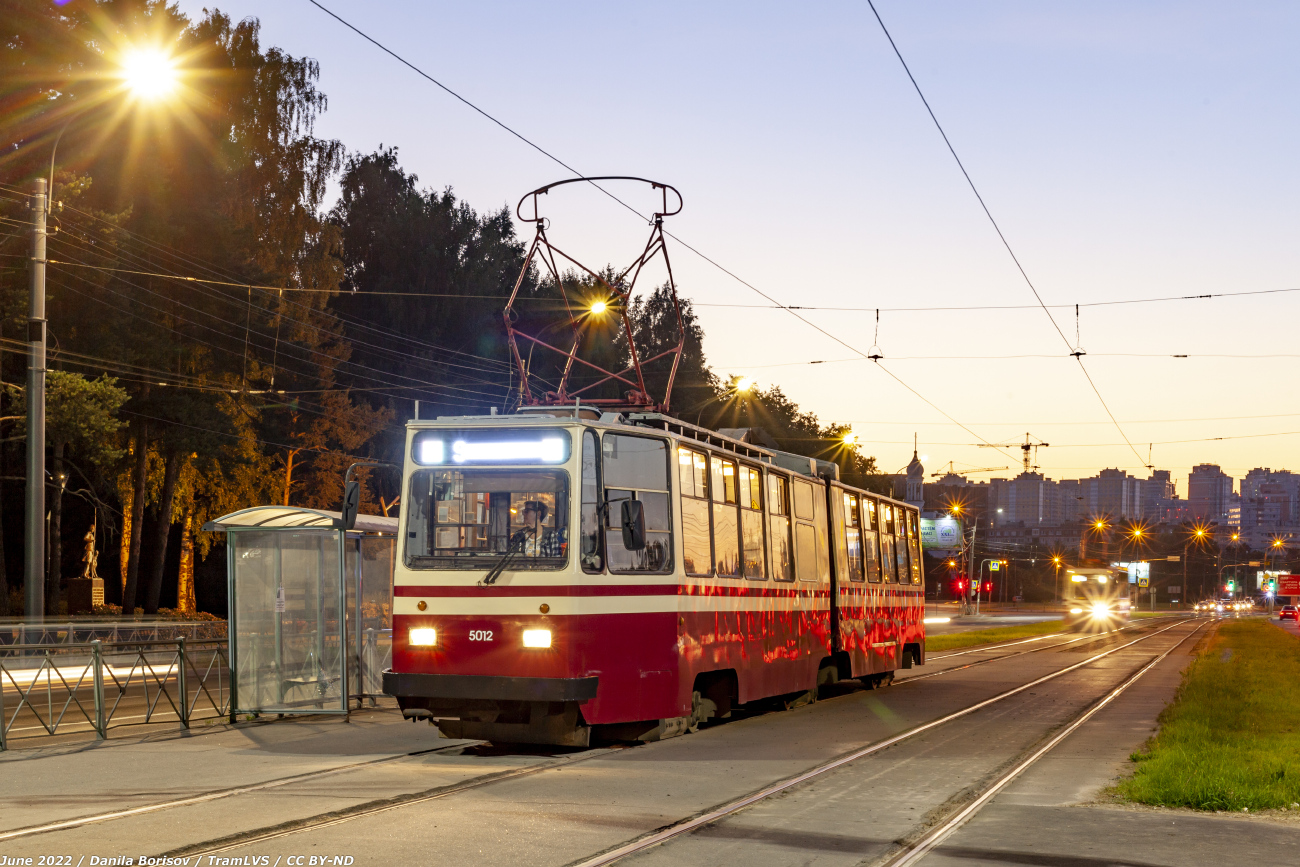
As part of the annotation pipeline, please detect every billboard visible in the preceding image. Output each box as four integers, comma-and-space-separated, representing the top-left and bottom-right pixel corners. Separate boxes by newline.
1278, 574, 1300, 596
920, 517, 963, 550
1112, 561, 1150, 585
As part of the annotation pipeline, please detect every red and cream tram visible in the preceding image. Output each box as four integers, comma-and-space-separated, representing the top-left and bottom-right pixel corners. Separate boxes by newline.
384, 408, 926, 746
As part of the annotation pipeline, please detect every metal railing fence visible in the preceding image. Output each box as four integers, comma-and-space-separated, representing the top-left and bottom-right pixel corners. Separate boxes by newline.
0, 620, 228, 646
0, 638, 230, 750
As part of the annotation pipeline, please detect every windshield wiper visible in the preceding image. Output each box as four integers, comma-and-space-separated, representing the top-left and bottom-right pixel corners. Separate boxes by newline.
483, 533, 528, 585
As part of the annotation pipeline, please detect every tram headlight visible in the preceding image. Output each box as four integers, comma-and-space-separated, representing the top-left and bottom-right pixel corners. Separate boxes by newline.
1069, 607, 1083, 614
523, 629, 552, 648
1091, 602, 1110, 618
408, 627, 437, 646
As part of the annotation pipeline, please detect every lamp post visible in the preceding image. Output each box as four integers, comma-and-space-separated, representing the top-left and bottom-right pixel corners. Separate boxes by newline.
24, 47, 180, 621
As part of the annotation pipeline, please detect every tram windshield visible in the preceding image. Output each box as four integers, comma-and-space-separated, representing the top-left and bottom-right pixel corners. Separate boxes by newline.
1067, 570, 1126, 603
405, 468, 568, 568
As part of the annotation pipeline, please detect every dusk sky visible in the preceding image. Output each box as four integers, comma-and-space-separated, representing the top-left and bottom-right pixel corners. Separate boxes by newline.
173, 1, 1300, 494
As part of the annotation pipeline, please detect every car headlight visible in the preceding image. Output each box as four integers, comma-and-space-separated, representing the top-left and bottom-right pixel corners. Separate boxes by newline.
408, 627, 437, 646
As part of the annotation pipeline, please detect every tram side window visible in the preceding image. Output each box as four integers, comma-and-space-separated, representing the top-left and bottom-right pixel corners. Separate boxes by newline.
739, 465, 767, 579
711, 456, 741, 577
602, 435, 672, 573
908, 511, 923, 585
679, 448, 712, 576
796, 523, 818, 582
843, 493, 864, 582
813, 482, 830, 583
768, 474, 794, 582
896, 509, 912, 584
894, 512, 915, 587
793, 480, 816, 521
863, 498, 882, 583
879, 504, 898, 582
580, 430, 603, 573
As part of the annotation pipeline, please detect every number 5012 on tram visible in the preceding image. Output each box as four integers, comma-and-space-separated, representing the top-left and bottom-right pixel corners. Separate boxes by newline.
384, 408, 926, 746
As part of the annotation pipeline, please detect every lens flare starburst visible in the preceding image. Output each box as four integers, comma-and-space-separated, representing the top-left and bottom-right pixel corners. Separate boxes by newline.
120, 48, 179, 101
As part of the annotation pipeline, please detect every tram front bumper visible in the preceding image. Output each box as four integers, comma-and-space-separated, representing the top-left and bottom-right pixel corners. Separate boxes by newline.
382, 670, 599, 703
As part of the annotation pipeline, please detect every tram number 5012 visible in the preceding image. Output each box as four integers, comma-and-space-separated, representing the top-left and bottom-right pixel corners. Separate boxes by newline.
469, 629, 494, 641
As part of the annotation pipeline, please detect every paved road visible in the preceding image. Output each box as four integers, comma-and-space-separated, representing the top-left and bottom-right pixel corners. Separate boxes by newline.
2, 616, 1295, 865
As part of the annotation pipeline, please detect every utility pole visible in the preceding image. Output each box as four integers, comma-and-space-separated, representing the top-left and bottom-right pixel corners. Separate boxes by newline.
965, 519, 978, 616
25, 178, 47, 622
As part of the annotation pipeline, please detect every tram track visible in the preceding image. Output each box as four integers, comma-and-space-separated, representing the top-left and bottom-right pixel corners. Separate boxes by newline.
897, 614, 1183, 686
0, 740, 489, 842
146, 617, 1196, 862
2, 617, 1190, 852
875, 619, 1208, 867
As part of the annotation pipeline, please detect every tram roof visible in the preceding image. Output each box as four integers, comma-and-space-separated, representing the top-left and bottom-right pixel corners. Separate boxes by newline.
408, 409, 915, 509
203, 506, 398, 534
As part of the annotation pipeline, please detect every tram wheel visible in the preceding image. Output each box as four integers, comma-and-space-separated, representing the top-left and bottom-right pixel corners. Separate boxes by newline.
689, 689, 717, 732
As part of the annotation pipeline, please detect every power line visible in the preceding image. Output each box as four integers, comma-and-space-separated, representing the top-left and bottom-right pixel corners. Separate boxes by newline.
694, 284, 1300, 312
19, 188, 516, 375
719, 353, 1300, 369
46, 233, 510, 403
47, 215, 515, 381
865, 0, 1149, 469
304, 0, 1023, 467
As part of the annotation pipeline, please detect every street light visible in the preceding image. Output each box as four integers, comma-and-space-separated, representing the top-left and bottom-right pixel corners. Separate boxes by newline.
120, 48, 180, 100
25, 44, 183, 621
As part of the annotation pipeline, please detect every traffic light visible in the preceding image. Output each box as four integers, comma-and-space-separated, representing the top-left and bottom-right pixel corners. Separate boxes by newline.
983, 581, 993, 593
1225, 580, 1234, 592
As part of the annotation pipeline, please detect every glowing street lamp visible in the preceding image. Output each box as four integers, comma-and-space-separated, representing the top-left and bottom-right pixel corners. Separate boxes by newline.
119, 48, 180, 101
25, 42, 186, 620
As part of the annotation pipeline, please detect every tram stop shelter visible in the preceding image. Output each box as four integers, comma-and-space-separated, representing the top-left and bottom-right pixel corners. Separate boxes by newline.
204, 506, 397, 717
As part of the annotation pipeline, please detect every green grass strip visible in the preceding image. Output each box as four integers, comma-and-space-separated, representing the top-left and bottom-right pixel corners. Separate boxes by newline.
1114, 619, 1300, 810
925, 618, 1065, 653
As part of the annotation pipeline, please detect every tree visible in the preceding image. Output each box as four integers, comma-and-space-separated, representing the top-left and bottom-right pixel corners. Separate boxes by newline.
12, 372, 126, 613
329, 149, 533, 420
621, 282, 717, 413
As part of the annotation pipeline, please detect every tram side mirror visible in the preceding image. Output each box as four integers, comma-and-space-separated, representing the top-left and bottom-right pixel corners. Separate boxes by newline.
338, 480, 361, 531
620, 499, 646, 551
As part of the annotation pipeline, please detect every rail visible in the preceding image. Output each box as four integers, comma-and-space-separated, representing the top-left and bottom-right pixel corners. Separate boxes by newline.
0, 638, 230, 750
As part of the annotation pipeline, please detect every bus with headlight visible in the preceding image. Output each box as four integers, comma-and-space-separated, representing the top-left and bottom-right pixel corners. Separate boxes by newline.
383, 407, 926, 746
1064, 566, 1131, 631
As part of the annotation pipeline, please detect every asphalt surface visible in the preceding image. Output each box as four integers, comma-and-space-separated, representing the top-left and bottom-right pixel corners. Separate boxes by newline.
2, 616, 1295, 866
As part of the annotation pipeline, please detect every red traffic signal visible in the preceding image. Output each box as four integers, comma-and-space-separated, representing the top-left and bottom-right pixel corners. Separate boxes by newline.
983, 581, 993, 593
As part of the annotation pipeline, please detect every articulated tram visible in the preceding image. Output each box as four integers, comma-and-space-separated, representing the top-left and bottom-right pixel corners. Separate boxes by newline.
383, 407, 926, 746
1063, 566, 1131, 631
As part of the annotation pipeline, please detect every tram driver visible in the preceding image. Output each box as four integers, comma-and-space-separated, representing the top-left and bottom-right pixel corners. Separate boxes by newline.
513, 500, 564, 558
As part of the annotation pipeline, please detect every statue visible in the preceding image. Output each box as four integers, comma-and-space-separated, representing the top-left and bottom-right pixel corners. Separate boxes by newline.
69, 517, 105, 613
81, 519, 100, 580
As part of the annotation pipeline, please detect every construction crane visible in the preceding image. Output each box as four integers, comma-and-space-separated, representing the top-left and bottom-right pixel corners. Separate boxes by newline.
930, 461, 1009, 479
979, 433, 1050, 474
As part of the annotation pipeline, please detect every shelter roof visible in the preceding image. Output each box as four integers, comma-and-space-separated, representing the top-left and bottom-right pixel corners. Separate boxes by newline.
202, 506, 398, 534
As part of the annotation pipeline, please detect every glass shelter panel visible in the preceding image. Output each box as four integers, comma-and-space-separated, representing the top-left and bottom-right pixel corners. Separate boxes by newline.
231, 530, 346, 714
356, 535, 394, 697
